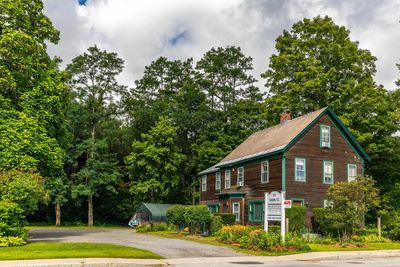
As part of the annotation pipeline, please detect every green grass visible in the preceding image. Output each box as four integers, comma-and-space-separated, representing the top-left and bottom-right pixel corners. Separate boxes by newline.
309, 242, 400, 251
0, 242, 163, 260
25, 225, 129, 230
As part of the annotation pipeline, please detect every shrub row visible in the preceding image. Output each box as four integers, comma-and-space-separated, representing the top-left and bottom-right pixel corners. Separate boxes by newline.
215, 225, 309, 252
167, 205, 211, 234
135, 223, 176, 233
0, 236, 27, 247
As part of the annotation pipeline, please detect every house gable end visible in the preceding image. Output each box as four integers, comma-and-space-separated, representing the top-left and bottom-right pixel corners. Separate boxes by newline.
283, 107, 370, 162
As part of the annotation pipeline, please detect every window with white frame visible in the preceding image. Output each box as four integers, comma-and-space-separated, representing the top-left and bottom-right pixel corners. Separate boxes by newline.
347, 164, 357, 182
237, 167, 244, 186
233, 203, 240, 222
295, 158, 306, 182
225, 170, 231, 189
323, 161, 334, 184
261, 161, 269, 183
321, 125, 331, 148
201, 175, 207, 192
215, 172, 221, 190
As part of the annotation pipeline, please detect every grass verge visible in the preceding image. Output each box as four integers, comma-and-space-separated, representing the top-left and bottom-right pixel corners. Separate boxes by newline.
309, 242, 400, 251
0, 242, 163, 260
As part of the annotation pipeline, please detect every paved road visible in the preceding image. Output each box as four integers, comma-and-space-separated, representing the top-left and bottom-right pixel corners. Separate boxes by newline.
29, 228, 246, 258
4, 256, 400, 267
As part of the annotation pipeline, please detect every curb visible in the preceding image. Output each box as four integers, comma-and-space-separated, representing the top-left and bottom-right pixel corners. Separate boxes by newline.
295, 250, 400, 262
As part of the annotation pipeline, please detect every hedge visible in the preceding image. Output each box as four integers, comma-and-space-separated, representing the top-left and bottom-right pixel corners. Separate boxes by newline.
184, 205, 211, 234
166, 205, 186, 229
285, 206, 306, 233
214, 213, 236, 225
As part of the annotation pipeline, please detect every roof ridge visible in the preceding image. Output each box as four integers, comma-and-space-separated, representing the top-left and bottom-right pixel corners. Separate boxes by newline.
249, 107, 328, 136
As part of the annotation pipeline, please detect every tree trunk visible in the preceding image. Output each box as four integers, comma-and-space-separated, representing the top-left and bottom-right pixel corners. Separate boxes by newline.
55, 203, 61, 226
192, 176, 196, 205
88, 194, 94, 226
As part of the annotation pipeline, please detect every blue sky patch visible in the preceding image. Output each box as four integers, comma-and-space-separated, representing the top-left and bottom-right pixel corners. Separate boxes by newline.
168, 30, 188, 47
78, 0, 87, 6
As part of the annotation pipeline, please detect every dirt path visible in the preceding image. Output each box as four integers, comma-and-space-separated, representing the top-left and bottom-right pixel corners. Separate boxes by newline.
29, 228, 246, 259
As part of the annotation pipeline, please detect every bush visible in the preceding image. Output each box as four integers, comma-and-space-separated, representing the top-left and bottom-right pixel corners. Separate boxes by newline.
184, 205, 211, 234
135, 224, 151, 233
286, 206, 306, 233
312, 208, 334, 236
285, 233, 310, 251
0, 236, 27, 247
216, 225, 251, 243
167, 205, 186, 230
214, 213, 235, 225
210, 215, 223, 235
0, 200, 26, 238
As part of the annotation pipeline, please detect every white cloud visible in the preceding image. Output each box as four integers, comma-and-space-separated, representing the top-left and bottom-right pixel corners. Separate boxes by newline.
44, 0, 400, 90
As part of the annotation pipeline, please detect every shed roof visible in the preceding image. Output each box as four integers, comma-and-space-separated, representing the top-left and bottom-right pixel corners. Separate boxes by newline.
136, 203, 175, 222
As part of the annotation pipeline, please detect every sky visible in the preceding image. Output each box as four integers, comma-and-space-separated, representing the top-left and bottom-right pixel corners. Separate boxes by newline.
43, 0, 400, 91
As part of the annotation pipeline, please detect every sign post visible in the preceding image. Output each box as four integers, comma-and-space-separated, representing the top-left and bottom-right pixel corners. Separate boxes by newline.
264, 191, 286, 244
281, 191, 286, 243
264, 192, 268, 232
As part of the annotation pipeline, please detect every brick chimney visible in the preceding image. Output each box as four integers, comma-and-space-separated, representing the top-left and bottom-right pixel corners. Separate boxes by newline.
280, 111, 291, 124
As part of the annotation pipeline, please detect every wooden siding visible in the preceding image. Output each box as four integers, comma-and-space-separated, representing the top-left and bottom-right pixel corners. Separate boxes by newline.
199, 113, 365, 226
285, 114, 363, 224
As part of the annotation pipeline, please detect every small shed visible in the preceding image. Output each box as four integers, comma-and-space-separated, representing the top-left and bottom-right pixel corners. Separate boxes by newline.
133, 203, 174, 224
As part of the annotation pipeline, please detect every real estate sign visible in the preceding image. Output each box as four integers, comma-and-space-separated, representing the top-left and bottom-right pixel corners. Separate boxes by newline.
264, 191, 286, 243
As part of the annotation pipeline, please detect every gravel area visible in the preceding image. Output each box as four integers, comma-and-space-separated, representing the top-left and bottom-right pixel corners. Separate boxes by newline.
29, 228, 246, 259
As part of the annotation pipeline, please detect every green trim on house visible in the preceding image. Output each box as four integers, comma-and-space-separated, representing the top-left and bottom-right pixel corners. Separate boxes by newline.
294, 157, 306, 182
291, 198, 305, 206
320, 124, 331, 148
248, 200, 264, 223
282, 154, 286, 191
207, 204, 219, 213
322, 160, 334, 184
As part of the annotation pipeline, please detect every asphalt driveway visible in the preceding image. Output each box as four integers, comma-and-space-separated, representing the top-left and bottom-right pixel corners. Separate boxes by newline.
29, 228, 246, 258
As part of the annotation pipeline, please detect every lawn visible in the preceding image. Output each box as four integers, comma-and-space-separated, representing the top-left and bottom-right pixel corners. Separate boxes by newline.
309, 242, 400, 251
0, 242, 163, 260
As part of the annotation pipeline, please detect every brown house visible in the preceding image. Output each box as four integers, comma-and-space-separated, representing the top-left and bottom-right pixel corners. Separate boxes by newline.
198, 107, 370, 226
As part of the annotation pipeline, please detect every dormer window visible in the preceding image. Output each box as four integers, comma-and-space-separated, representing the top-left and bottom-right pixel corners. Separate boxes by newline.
320, 125, 331, 148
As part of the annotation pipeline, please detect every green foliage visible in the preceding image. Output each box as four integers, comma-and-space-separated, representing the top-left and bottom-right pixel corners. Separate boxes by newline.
210, 215, 223, 235
167, 205, 187, 229
135, 223, 170, 233
213, 213, 236, 225
0, 170, 48, 214
216, 225, 252, 243
0, 0, 59, 44
126, 117, 185, 204
184, 205, 211, 234
216, 225, 307, 252
0, 170, 47, 243
0, 200, 25, 238
285, 206, 306, 233
313, 176, 380, 240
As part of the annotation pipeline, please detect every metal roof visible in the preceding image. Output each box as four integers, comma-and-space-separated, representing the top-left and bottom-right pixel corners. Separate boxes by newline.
135, 203, 175, 222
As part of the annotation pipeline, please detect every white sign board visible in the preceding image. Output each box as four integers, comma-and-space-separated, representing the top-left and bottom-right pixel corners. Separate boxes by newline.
284, 200, 292, 209
264, 191, 286, 243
